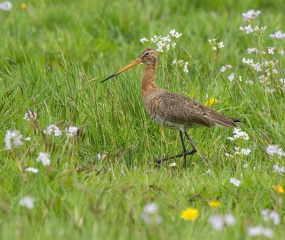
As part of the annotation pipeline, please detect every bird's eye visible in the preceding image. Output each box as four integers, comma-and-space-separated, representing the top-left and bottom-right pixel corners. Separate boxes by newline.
145, 52, 150, 56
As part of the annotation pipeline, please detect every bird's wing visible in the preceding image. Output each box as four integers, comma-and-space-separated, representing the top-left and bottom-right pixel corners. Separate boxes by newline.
156, 92, 236, 128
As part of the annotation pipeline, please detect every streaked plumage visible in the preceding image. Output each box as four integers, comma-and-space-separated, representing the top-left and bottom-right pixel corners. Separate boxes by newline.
102, 48, 240, 167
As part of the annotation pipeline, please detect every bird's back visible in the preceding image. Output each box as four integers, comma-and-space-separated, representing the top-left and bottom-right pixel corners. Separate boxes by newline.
142, 88, 240, 131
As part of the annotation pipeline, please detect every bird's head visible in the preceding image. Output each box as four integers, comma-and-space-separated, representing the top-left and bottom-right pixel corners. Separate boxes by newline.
101, 48, 157, 83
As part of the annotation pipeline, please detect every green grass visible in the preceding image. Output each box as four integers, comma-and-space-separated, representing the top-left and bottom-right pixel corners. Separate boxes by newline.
1, 0, 285, 239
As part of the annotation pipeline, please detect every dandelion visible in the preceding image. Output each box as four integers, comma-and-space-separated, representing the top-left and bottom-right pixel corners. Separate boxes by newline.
204, 98, 218, 107
36, 152, 51, 166
169, 162, 177, 167
25, 168, 39, 173
23, 110, 37, 122
230, 178, 241, 187
273, 185, 284, 193
4, 130, 24, 150
20, 3, 27, 10
0, 1, 12, 11
19, 195, 35, 209
66, 126, 78, 137
208, 201, 220, 208
248, 226, 274, 238
242, 10, 261, 21
180, 208, 199, 221
141, 203, 163, 224
43, 124, 62, 136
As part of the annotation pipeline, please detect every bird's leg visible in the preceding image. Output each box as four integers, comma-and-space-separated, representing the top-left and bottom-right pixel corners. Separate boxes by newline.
155, 131, 197, 166
180, 131, 187, 168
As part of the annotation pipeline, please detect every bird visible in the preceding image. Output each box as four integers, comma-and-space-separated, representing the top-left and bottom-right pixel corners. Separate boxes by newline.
102, 48, 240, 167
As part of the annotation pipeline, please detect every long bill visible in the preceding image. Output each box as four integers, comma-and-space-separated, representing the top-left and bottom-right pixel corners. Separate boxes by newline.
101, 58, 142, 83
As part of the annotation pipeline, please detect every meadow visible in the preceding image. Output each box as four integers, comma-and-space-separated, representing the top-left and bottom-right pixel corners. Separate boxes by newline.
1, 0, 285, 239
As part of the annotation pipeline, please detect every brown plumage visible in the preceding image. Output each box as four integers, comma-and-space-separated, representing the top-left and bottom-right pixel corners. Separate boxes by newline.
102, 48, 240, 167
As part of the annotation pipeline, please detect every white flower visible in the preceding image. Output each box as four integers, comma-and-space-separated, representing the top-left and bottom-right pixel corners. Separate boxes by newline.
248, 226, 274, 238
278, 50, 284, 55
218, 42, 224, 49
25, 168, 39, 173
243, 163, 248, 168
36, 152, 51, 166
43, 124, 62, 136
140, 38, 148, 43
227, 128, 249, 141
230, 178, 241, 187
209, 213, 236, 230
261, 209, 280, 225
228, 73, 235, 82
66, 126, 78, 137
208, 38, 224, 51
245, 80, 254, 85
97, 153, 101, 160
209, 215, 224, 230
242, 58, 254, 65
19, 196, 35, 209
224, 213, 236, 226
169, 162, 177, 167
205, 169, 211, 174
267, 47, 275, 54
239, 25, 254, 34
220, 65, 232, 72
266, 145, 285, 157
141, 203, 163, 224
273, 164, 285, 175
4, 130, 24, 150
183, 62, 189, 73
247, 48, 258, 54
242, 10, 261, 21
270, 30, 285, 40
0, 1, 12, 11
234, 147, 251, 155
23, 110, 38, 122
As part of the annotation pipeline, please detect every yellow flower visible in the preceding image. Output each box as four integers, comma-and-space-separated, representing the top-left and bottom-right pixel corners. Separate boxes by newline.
180, 208, 199, 221
204, 98, 218, 107
20, 4, 27, 10
208, 201, 221, 208
274, 185, 284, 194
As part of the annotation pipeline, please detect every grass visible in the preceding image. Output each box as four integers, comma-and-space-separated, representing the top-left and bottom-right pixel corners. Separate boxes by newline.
1, 0, 285, 239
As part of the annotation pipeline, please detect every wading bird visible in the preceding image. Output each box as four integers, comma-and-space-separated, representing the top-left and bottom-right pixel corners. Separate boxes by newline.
102, 48, 240, 167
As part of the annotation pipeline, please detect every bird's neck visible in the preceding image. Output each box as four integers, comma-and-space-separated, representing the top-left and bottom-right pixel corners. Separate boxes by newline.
141, 61, 157, 95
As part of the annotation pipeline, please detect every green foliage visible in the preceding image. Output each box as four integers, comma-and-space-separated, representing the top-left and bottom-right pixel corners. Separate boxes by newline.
1, 0, 285, 239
